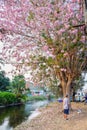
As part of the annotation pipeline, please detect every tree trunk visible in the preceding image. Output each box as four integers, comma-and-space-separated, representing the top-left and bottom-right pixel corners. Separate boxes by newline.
61, 81, 66, 98
61, 80, 71, 99
66, 81, 71, 103
61, 79, 72, 109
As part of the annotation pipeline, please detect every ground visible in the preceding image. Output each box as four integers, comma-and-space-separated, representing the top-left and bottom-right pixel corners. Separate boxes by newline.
14, 102, 87, 130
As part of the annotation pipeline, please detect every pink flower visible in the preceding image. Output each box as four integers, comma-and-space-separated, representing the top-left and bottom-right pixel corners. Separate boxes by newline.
72, 0, 77, 2
80, 36, 85, 43
72, 0, 80, 2
64, 52, 68, 57
64, 24, 69, 29
42, 45, 48, 51
61, 50, 64, 53
60, 68, 66, 72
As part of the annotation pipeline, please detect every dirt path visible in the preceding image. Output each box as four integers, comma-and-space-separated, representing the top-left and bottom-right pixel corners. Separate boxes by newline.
14, 102, 87, 130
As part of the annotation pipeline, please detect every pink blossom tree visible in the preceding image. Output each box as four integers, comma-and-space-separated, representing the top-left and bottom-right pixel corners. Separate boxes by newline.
0, 0, 86, 100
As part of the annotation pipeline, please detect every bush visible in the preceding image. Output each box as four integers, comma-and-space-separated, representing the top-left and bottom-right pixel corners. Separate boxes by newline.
17, 95, 28, 103
0, 91, 20, 106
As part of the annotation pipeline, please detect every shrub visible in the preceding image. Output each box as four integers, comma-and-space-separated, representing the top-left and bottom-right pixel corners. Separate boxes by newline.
0, 91, 20, 106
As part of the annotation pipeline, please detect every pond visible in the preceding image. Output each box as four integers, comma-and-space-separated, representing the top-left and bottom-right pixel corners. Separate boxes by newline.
0, 100, 49, 130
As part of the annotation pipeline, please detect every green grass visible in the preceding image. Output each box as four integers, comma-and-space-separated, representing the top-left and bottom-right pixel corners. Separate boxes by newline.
27, 95, 47, 101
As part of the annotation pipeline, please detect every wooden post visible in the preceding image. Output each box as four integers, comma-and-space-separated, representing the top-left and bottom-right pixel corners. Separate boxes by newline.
84, 0, 87, 33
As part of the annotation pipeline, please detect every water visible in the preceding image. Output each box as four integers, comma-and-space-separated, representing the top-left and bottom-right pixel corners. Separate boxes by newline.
0, 100, 49, 130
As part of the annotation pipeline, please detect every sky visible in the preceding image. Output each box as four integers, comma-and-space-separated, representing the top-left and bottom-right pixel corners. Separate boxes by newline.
0, 41, 31, 80
0, 63, 14, 80
0, 63, 32, 81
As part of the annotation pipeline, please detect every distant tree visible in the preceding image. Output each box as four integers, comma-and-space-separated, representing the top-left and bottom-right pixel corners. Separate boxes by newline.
49, 80, 62, 98
10, 75, 26, 97
71, 75, 85, 101
0, 71, 10, 91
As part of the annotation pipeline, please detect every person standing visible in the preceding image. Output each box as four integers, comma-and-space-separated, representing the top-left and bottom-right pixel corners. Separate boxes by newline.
84, 93, 87, 105
63, 94, 69, 120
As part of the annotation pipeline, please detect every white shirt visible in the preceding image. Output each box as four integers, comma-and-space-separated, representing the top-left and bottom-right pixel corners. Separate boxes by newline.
63, 97, 69, 109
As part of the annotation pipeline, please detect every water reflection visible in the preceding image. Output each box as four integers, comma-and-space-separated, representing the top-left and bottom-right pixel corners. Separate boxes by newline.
0, 105, 28, 128
0, 100, 49, 130
0, 117, 12, 130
